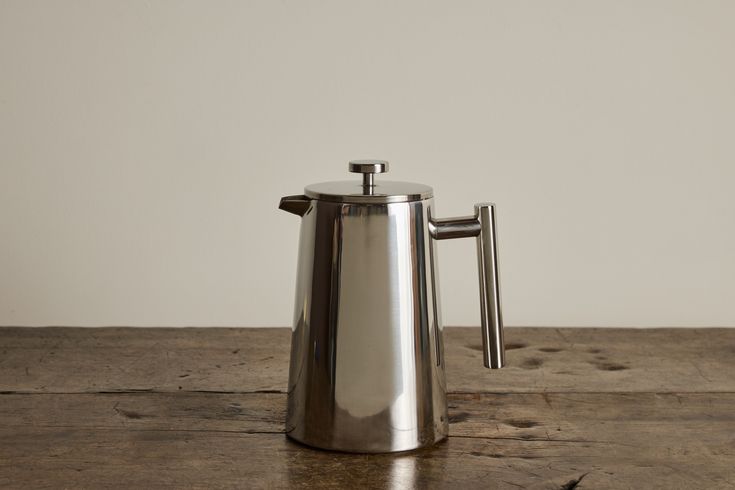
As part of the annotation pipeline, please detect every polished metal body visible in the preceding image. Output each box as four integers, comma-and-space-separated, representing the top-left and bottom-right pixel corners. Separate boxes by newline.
279, 161, 504, 453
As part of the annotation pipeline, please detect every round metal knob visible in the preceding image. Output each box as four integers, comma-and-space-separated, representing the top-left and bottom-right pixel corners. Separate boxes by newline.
349, 160, 389, 175
349, 160, 389, 191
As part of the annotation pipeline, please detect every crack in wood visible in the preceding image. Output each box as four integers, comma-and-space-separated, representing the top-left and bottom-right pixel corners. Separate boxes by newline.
689, 361, 713, 383
560, 472, 588, 489
451, 435, 613, 444
3, 389, 735, 396
11, 425, 285, 435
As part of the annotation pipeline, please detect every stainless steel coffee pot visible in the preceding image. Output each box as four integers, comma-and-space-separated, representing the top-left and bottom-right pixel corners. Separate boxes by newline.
279, 160, 504, 453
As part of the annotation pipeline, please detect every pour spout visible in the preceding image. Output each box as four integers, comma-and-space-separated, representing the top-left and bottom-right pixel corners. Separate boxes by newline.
279, 195, 311, 217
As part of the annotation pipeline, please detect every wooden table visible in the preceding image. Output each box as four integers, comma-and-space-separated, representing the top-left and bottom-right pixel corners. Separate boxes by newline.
0, 327, 733, 489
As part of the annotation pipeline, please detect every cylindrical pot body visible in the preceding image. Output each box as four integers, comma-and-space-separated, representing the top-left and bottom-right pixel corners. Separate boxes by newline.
285, 197, 448, 453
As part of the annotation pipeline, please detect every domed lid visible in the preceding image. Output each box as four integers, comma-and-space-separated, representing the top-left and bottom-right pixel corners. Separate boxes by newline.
304, 160, 433, 204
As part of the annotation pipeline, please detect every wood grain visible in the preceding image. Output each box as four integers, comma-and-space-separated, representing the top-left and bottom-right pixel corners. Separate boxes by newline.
0, 327, 734, 489
1, 327, 733, 393
0, 392, 733, 488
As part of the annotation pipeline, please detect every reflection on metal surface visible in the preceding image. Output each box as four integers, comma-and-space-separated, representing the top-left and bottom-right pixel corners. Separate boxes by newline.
280, 162, 504, 453
284, 198, 446, 452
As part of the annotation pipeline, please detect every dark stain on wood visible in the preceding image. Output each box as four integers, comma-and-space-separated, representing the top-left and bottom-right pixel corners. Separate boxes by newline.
468, 341, 528, 351
469, 451, 503, 458
115, 408, 146, 420
592, 361, 629, 371
521, 357, 544, 369
448, 411, 470, 423
506, 419, 539, 428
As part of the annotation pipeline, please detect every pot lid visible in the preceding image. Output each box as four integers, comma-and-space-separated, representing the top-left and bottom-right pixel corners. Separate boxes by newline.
304, 160, 433, 204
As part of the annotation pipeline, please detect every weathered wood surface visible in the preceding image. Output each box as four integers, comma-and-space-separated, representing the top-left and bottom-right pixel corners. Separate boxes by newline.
1, 391, 734, 489
1, 327, 734, 489
1, 391, 734, 488
1, 327, 734, 393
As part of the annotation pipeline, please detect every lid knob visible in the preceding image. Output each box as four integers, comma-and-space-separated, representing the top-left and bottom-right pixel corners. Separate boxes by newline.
349, 160, 389, 190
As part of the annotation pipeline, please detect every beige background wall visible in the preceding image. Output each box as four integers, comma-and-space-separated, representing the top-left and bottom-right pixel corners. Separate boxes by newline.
1, 1, 733, 327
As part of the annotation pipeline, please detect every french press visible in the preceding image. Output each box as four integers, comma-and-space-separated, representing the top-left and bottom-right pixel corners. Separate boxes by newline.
279, 160, 504, 453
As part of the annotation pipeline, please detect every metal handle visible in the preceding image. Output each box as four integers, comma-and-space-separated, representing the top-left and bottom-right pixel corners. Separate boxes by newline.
430, 203, 505, 369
